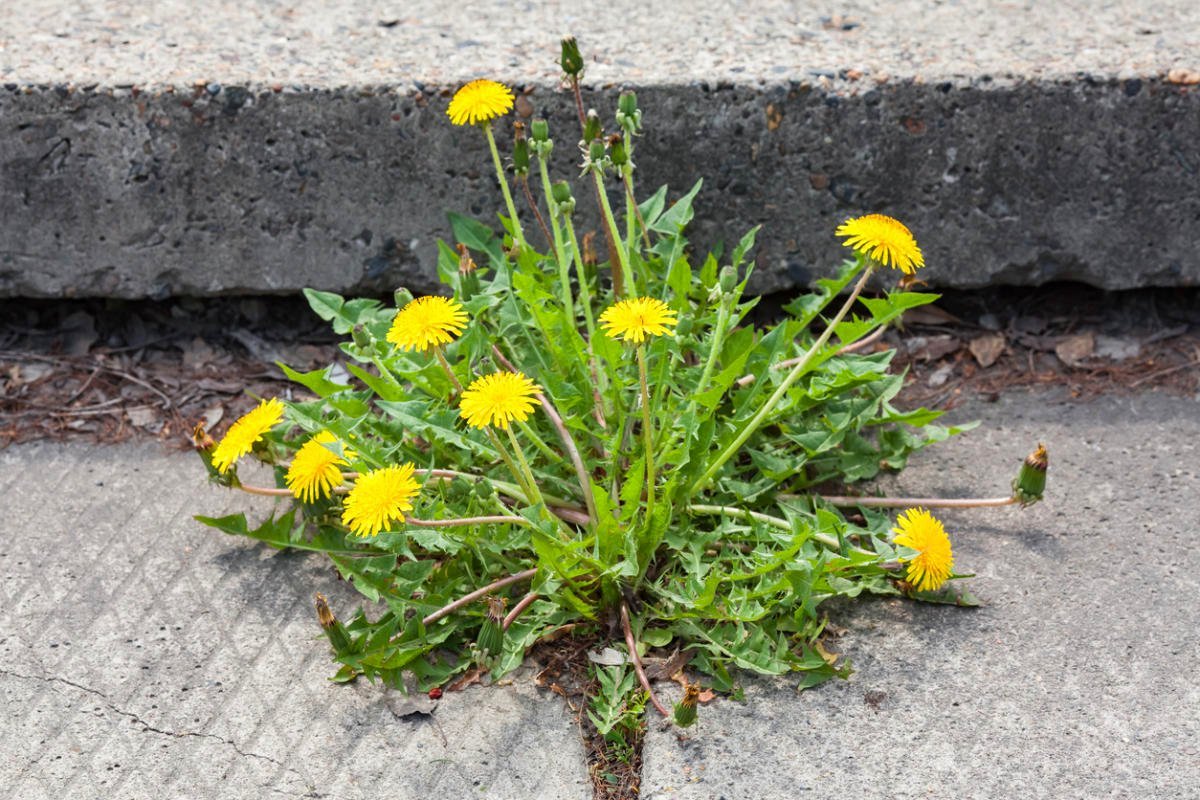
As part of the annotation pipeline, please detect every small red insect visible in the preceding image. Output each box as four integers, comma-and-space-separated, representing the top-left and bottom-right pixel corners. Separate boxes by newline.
428, 687, 444, 700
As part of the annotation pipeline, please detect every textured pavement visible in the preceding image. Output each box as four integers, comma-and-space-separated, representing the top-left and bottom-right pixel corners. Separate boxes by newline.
2, 1, 1200, 297
0, 441, 590, 800
4, 389, 1199, 796
642, 389, 1200, 799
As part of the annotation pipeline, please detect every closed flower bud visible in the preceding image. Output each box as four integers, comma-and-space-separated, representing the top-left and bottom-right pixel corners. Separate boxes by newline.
719, 265, 738, 293
393, 287, 414, 308
588, 139, 607, 165
616, 91, 642, 133
583, 108, 602, 143
551, 180, 576, 216
530, 118, 553, 157
673, 683, 701, 728
315, 593, 353, 656
351, 324, 372, 349
512, 121, 530, 175
476, 595, 507, 658
1012, 443, 1048, 506
608, 135, 628, 167
560, 36, 584, 77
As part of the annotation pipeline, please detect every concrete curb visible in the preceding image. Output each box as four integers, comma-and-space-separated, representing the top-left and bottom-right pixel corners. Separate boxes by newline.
2, 2, 1199, 297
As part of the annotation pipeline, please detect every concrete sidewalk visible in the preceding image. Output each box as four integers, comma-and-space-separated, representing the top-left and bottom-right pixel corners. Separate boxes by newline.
0, 442, 591, 799
2, 1, 1199, 298
644, 390, 1200, 799
2, 389, 1198, 798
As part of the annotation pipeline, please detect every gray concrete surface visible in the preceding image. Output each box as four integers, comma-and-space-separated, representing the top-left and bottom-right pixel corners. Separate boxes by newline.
0, 441, 591, 799
642, 390, 1200, 799
2, 1, 1199, 297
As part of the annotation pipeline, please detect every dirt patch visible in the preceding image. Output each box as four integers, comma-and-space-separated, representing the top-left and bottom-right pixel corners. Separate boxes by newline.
2, 284, 1196, 450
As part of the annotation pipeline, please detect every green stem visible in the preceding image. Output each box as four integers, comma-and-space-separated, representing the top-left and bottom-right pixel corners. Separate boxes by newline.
637, 344, 655, 519
517, 419, 563, 464
591, 169, 635, 296
563, 215, 598, 346
484, 124, 526, 250
691, 299, 732, 408
687, 263, 876, 498
505, 425, 546, 510
536, 154, 573, 322
433, 347, 463, 393
487, 427, 534, 504
686, 504, 841, 551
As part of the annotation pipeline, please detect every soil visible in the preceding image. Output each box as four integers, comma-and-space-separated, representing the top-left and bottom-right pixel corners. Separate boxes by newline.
1, 284, 1196, 451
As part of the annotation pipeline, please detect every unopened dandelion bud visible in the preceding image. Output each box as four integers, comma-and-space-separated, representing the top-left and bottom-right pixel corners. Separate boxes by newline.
673, 683, 700, 728
609, 135, 628, 168
560, 36, 584, 78
351, 324, 372, 349
551, 180, 576, 216
393, 287, 414, 308
719, 266, 738, 294
512, 121, 530, 176
1012, 443, 1048, 506
583, 108, 602, 143
616, 91, 642, 133
476, 595, 507, 657
587, 139, 607, 166
315, 593, 353, 656
530, 118, 553, 157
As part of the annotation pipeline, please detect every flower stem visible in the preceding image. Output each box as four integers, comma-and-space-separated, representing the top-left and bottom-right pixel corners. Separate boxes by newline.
518, 176, 553, 251
422, 568, 537, 626
591, 169, 635, 296
505, 425, 547, 510
620, 602, 671, 719
688, 263, 876, 498
562, 214, 599, 347
434, 347, 463, 393
536, 153, 574, 323
808, 494, 1019, 509
405, 514, 532, 529
502, 592, 539, 630
686, 504, 843, 551
637, 344, 655, 519
483, 123, 526, 250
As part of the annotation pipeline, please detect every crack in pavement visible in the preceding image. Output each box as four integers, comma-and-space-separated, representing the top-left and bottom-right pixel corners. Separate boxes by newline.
1, 667, 313, 786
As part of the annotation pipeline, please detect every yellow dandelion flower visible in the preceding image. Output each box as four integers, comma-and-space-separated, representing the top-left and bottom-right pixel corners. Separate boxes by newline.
386, 295, 469, 352
892, 508, 954, 592
835, 214, 925, 274
285, 431, 352, 504
341, 464, 421, 538
459, 371, 542, 430
599, 297, 678, 343
211, 398, 285, 473
447, 79, 515, 126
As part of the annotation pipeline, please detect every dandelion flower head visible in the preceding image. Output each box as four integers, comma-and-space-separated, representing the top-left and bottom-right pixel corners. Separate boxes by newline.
447, 79, 515, 126
211, 398, 285, 473
341, 464, 421, 538
459, 371, 542, 430
835, 214, 925, 274
386, 295, 469, 352
286, 431, 352, 504
599, 297, 678, 343
892, 507, 954, 592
